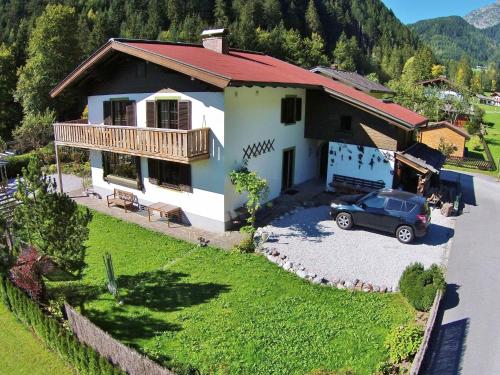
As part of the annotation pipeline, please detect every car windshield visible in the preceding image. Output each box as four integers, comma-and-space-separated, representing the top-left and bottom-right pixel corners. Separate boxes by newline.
356, 192, 375, 206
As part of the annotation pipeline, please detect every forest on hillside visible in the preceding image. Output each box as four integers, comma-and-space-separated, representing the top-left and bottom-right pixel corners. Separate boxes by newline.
0, 0, 426, 140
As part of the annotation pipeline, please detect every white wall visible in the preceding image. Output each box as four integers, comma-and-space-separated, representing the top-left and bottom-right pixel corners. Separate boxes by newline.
326, 142, 395, 191
223, 87, 319, 221
88, 91, 226, 231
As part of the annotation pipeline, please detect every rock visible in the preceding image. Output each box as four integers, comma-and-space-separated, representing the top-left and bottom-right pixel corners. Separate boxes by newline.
311, 276, 322, 284
331, 277, 340, 284
296, 270, 307, 278
344, 281, 355, 290
320, 278, 328, 285
336, 283, 347, 290
279, 254, 287, 260
372, 285, 380, 292
362, 283, 372, 292
353, 279, 359, 286
299, 266, 305, 271
380, 285, 387, 293
283, 262, 293, 271
271, 250, 280, 257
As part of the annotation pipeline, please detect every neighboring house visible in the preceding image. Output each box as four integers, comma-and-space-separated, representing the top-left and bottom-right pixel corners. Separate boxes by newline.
51, 29, 428, 232
418, 121, 471, 158
477, 94, 499, 106
310, 66, 394, 98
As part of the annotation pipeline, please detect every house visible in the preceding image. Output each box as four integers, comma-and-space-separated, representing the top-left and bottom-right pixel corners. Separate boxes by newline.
417, 121, 470, 158
50, 29, 428, 232
477, 94, 498, 106
310, 66, 394, 98
417, 76, 463, 99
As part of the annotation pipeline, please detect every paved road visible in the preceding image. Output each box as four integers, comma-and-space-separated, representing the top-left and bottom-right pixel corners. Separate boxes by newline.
423, 171, 500, 375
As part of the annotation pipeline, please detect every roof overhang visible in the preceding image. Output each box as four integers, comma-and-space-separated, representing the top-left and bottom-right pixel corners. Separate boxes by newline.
50, 39, 232, 98
396, 143, 446, 175
422, 122, 470, 139
323, 87, 427, 130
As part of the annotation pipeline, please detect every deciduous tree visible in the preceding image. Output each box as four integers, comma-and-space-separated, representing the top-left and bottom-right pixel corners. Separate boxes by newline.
15, 4, 82, 118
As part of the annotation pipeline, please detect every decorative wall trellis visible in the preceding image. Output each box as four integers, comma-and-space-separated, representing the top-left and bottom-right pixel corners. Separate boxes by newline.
242, 139, 275, 160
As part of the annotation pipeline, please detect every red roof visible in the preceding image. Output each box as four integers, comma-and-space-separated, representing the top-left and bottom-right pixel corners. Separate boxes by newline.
51, 39, 428, 128
123, 41, 427, 127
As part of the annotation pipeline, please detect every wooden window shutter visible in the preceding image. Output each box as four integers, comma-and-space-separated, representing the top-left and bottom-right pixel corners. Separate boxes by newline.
126, 101, 136, 127
146, 101, 157, 128
295, 98, 302, 121
178, 100, 192, 130
135, 156, 143, 190
148, 158, 159, 185
103, 101, 112, 125
281, 98, 286, 123
179, 164, 192, 192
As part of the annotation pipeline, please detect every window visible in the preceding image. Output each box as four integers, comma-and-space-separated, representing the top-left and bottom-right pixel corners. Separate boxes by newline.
281, 97, 302, 124
362, 196, 386, 209
146, 100, 191, 129
102, 152, 138, 181
403, 202, 417, 212
340, 116, 352, 132
157, 100, 178, 129
103, 100, 136, 126
148, 159, 191, 191
386, 199, 403, 211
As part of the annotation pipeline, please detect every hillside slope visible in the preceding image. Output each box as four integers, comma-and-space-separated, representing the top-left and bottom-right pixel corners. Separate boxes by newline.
409, 16, 498, 64
464, 1, 500, 29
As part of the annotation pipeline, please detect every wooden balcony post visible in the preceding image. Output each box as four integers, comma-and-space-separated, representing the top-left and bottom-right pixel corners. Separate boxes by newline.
54, 143, 64, 193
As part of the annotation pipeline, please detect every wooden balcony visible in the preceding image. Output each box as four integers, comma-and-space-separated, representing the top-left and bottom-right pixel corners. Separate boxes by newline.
53, 122, 210, 163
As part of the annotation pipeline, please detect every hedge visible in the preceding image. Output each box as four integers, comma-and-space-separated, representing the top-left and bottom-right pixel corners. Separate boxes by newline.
5, 153, 32, 179
0, 275, 124, 375
399, 263, 445, 311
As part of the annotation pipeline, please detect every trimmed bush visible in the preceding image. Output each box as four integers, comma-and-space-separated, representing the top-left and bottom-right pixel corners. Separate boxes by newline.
5, 153, 32, 178
0, 275, 124, 375
399, 263, 445, 311
384, 324, 424, 364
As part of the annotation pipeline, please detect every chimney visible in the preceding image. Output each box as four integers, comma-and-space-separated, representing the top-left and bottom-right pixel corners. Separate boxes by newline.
201, 28, 229, 54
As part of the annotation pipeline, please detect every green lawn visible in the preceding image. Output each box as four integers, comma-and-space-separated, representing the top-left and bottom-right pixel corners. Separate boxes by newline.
0, 304, 72, 375
50, 212, 415, 375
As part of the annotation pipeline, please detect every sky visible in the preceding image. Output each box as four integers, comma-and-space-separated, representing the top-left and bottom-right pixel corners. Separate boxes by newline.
381, 0, 495, 24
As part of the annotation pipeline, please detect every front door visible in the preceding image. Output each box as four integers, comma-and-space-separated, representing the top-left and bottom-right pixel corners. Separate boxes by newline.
282, 148, 295, 191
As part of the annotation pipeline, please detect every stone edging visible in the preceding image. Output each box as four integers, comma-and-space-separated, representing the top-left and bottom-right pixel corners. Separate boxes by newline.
257, 245, 395, 293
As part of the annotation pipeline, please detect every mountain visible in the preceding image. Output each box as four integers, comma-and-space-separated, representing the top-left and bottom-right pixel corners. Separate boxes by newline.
409, 16, 498, 64
464, 1, 500, 29
483, 23, 500, 42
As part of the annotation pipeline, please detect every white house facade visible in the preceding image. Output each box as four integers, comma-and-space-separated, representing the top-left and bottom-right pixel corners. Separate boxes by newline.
50, 31, 428, 233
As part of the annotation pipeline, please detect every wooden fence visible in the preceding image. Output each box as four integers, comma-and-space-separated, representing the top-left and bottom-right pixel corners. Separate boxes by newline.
446, 156, 494, 170
65, 304, 174, 375
53, 123, 210, 164
410, 290, 443, 375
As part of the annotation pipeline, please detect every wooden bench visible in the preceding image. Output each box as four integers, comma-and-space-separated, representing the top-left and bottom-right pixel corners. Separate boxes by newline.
106, 189, 139, 213
147, 202, 181, 227
330, 174, 386, 193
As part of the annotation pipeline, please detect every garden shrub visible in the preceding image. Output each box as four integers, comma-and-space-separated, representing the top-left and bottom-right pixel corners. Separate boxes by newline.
399, 263, 445, 311
0, 275, 124, 375
234, 233, 256, 253
5, 152, 32, 178
384, 324, 424, 364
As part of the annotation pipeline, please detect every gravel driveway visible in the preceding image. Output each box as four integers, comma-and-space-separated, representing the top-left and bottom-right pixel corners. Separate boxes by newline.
261, 205, 455, 289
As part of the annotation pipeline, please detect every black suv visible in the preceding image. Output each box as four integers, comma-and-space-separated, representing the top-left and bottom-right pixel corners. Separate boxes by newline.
329, 189, 431, 244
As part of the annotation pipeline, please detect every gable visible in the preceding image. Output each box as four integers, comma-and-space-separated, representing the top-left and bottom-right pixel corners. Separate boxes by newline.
78, 54, 221, 96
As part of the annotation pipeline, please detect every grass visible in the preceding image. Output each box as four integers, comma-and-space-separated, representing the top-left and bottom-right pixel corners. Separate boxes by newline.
0, 303, 72, 375
445, 104, 500, 177
50, 211, 415, 375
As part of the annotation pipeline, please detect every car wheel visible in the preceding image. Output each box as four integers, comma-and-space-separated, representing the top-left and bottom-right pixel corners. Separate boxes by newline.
336, 213, 353, 230
396, 225, 414, 244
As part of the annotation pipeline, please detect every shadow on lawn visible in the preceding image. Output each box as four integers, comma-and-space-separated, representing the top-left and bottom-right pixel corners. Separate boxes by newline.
77, 269, 231, 343
118, 270, 231, 312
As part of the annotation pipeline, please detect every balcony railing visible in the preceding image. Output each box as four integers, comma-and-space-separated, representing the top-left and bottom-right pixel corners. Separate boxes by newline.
53, 122, 210, 163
